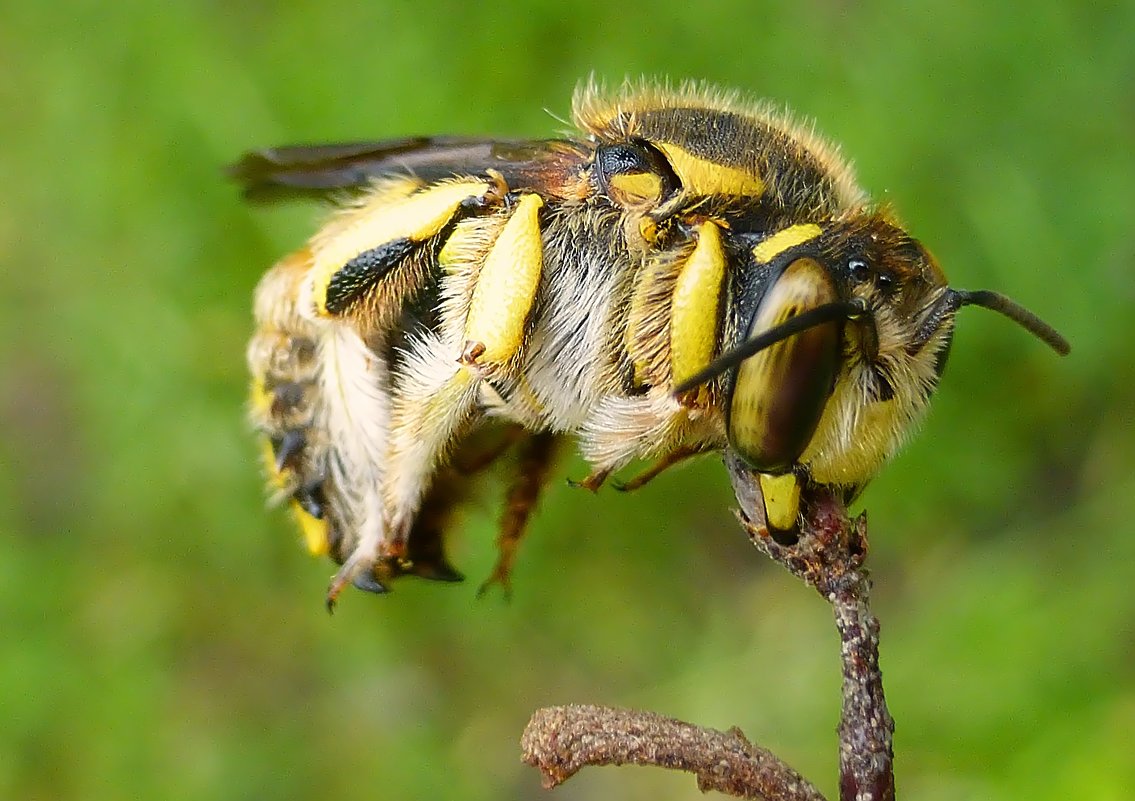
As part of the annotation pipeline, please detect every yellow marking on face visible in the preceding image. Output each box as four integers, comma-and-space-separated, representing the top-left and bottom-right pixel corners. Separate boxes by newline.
311, 178, 492, 315
608, 171, 664, 205
802, 386, 902, 486
670, 221, 726, 387
463, 194, 544, 364
657, 143, 764, 197
751, 224, 822, 264
289, 499, 330, 556
759, 472, 801, 532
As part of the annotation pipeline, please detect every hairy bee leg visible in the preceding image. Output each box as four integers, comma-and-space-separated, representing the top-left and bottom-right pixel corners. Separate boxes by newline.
303, 179, 515, 606
578, 387, 725, 488
398, 467, 470, 583
318, 324, 393, 609
248, 245, 400, 587
574, 224, 729, 481
612, 443, 711, 492
382, 194, 545, 553
460, 194, 544, 366
668, 221, 727, 404
478, 431, 559, 598
382, 340, 481, 549
326, 488, 389, 604
391, 425, 526, 584
567, 468, 611, 493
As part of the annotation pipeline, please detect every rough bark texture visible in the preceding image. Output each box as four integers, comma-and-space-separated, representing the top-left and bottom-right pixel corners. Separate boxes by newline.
521, 705, 826, 801
728, 453, 895, 801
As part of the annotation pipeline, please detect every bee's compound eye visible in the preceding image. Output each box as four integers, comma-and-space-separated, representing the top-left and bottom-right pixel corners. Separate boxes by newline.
727, 258, 843, 472
595, 140, 679, 207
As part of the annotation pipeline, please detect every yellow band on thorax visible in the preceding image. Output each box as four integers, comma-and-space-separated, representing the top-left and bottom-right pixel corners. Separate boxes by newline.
658, 143, 765, 197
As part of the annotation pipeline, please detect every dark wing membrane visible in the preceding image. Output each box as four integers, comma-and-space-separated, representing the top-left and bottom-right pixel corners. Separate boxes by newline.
228, 137, 591, 202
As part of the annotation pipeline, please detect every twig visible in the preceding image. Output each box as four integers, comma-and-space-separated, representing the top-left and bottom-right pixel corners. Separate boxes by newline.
521, 705, 826, 801
726, 453, 895, 801
520, 451, 896, 801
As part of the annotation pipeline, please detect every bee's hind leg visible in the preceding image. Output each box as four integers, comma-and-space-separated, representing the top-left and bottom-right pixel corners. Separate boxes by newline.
325, 493, 391, 610
478, 431, 559, 598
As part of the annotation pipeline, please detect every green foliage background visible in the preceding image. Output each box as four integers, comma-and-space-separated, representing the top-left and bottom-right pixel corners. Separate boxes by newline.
2, 2, 1132, 799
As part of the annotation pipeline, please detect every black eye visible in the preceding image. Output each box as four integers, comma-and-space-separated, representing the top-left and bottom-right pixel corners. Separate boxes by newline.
594, 139, 680, 206
848, 258, 871, 284
876, 272, 897, 293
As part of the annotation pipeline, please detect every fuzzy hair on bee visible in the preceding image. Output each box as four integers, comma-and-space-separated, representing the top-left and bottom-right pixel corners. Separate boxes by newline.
233, 78, 1069, 607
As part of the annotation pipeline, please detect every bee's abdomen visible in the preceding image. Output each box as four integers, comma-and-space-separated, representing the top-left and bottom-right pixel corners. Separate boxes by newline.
247, 247, 335, 557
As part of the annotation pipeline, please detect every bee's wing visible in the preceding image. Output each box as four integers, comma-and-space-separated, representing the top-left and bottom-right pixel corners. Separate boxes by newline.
228, 137, 590, 202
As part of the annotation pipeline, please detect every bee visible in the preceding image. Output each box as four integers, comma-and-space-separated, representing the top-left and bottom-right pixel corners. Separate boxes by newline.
233, 79, 1069, 608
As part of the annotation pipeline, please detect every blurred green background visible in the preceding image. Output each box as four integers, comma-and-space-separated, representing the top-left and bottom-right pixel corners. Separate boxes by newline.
2, 1, 1132, 799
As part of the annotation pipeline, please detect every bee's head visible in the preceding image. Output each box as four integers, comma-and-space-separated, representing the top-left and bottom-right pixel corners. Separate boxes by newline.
675, 214, 1070, 485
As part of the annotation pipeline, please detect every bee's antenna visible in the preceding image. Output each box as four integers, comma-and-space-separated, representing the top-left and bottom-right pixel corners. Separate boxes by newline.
953, 290, 1071, 355
672, 299, 867, 395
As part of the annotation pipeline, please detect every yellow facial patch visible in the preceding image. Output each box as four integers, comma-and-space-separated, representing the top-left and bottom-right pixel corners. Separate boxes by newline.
669, 221, 726, 389
462, 193, 545, 365
311, 179, 493, 315
751, 224, 822, 264
658, 143, 764, 197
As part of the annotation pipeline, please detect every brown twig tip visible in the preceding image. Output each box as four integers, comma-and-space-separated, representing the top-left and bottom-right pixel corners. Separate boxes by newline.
520, 455, 894, 801
725, 453, 895, 801
520, 704, 827, 801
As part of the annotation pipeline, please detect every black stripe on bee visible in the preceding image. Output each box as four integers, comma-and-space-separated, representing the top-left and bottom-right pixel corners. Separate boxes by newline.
324, 236, 416, 314
638, 108, 759, 166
